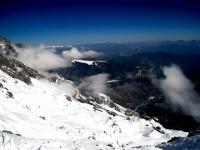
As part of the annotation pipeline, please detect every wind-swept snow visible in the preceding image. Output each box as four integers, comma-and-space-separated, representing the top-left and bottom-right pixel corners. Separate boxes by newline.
0, 70, 187, 149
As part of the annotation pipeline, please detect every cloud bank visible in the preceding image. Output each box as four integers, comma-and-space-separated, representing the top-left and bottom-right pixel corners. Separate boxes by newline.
155, 65, 200, 121
15, 45, 68, 70
78, 73, 109, 97
62, 47, 101, 60
14, 45, 101, 72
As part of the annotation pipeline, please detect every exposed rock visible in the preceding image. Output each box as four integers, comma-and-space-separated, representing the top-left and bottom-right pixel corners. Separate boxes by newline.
0, 53, 43, 84
65, 95, 72, 101
125, 109, 139, 117
0, 36, 17, 57
2, 130, 14, 135
48, 74, 65, 84
167, 136, 183, 143
6, 91, 13, 98
39, 116, 46, 120
0, 82, 14, 98
15, 133, 22, 136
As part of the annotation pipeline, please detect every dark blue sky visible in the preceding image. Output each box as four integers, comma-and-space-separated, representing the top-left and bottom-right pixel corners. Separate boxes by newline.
1, 0, 200, 45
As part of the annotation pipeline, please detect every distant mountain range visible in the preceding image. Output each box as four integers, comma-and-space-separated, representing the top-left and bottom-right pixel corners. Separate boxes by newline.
73, 40, 200, 55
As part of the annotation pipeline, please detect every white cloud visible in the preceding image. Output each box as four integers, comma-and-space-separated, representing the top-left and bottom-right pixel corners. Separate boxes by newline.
78, 73, 109, 97
62, 47, 101, 60
14, 45, 101, 72
14, 45, 70, 71
155, 65, 200, 121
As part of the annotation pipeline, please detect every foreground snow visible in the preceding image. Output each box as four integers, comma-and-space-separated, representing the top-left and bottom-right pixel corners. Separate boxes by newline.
0, 70, 187, 149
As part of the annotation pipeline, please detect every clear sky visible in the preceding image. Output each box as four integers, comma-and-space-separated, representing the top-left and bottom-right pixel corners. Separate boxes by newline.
1, 0, 200, 45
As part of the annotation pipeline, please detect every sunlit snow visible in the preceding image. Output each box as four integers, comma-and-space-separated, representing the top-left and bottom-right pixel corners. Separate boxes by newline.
0, 70, 187, 149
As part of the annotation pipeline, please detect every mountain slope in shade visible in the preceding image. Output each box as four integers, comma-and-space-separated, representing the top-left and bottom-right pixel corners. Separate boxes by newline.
0, 67, 187, 149
158, 135, 200, 150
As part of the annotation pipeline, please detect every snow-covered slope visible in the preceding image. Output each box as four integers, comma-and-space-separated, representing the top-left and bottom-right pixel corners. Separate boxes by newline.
0, 68, 187, 149
72, 59, 107, 66
72, 59, 96, 65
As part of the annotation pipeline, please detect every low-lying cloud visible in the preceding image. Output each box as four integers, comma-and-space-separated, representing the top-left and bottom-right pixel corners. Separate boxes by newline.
14, 45, 101, 72
78, 73, 109, 97
155, 65, 200, 121
62, 47, 101, 60
14, 45, 68, 70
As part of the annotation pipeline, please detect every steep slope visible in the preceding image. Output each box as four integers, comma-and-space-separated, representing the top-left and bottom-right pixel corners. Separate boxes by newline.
0, 57, 187, 149
55, 59, 200, 132
0, 53, 42, 84
0, 36, 17, 56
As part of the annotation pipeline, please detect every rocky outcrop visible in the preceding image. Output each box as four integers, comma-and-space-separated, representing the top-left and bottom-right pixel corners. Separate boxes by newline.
0, 36, 17, 57
0, 53, 42, 84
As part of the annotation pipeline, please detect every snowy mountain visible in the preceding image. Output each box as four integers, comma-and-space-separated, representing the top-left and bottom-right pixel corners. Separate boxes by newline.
0, 68, 187, 149
72, 59, 107, 66
56, 56, 200, 133
72, 59, 97, 66
0, 42, 188, 149
0, 37, 17, 57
